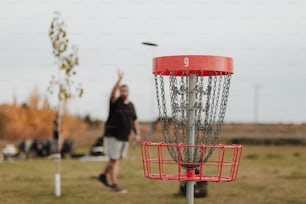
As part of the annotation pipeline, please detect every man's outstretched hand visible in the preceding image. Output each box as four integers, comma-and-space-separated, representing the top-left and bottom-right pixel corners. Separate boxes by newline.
117, 70, 123, 81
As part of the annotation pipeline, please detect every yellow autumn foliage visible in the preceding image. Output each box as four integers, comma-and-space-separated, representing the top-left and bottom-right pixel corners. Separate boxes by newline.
0, 88, 87, 141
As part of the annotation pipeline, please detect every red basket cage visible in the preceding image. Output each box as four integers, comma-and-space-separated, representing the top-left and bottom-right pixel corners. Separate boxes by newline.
141, 142, 242, 182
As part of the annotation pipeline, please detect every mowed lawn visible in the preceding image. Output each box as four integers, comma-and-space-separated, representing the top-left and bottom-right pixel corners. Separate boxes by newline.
1, 145, 306, 204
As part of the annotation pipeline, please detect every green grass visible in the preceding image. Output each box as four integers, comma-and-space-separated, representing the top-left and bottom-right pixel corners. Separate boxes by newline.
1, 145, 306, 204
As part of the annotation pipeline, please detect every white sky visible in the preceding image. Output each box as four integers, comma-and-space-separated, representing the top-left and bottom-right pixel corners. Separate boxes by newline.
0, 0, 306, 123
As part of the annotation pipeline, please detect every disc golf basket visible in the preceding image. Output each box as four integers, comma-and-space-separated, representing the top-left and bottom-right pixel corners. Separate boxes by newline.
141, 55, 242, 204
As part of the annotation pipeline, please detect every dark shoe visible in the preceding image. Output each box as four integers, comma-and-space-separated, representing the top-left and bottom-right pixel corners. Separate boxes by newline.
98, 174, 110, 187
111, 184, 128, 194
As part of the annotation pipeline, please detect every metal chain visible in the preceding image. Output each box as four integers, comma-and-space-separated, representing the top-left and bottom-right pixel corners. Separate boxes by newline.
201, 72, 219, 160
210, 73, 223, 144
181, 72, 187, 141
194, 72, 205, 162
202, 72, 212, 145
155, 70, 232, 163
214, 74, 232, 142
161, 73, 180, 161
169, 73, 179, 144
154, 74, 165, 138
208, 73, 218, 135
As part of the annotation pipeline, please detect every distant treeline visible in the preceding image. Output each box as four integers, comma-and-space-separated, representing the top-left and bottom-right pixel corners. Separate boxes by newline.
228, 138, 306, 145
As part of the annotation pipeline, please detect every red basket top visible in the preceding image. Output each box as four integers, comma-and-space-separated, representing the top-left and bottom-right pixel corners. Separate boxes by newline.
153, 55, 233, 76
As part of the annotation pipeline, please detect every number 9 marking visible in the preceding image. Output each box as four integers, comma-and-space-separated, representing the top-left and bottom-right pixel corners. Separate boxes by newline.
184, 57, 189, 67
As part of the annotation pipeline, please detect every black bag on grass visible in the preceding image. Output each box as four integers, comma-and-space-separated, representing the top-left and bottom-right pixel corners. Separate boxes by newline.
179, 181, 208, 198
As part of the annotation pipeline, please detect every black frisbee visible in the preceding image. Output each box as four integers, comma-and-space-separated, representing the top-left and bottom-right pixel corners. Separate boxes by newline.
142, 42, 158, 47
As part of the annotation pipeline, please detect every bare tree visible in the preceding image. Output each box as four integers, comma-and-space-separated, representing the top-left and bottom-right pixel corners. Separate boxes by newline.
47, 11, 83, 197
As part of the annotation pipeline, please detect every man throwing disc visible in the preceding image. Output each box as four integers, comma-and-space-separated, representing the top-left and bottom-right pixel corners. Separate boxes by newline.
98, 70, 141, 193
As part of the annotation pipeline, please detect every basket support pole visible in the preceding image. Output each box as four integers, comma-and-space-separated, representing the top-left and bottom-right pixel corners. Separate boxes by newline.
186, 74, 196, 204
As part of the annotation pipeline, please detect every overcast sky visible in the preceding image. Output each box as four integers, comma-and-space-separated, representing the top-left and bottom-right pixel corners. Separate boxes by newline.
0, 0, 305, 123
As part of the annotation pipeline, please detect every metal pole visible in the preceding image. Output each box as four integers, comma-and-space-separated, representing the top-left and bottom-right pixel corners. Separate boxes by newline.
254, 84, 259, 123
186, 74, 196, 204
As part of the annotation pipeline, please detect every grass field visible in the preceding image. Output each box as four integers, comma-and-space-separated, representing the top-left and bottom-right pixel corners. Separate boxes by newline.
1, 145, 306, 204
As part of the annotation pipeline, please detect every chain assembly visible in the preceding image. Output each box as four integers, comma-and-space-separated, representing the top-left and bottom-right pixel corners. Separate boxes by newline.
154, 70, 232, 164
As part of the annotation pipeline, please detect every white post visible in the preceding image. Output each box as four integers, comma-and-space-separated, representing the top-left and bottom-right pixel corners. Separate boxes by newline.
55, 173, 61, 197
55, 65, 62, 197
186, 74, 196, 204
55, 130, 61, 197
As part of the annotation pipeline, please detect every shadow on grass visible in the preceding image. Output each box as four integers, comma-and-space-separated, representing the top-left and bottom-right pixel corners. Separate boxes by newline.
265, 154, 282, 159
244, 154, 259, 159
283, 171, 306, 180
